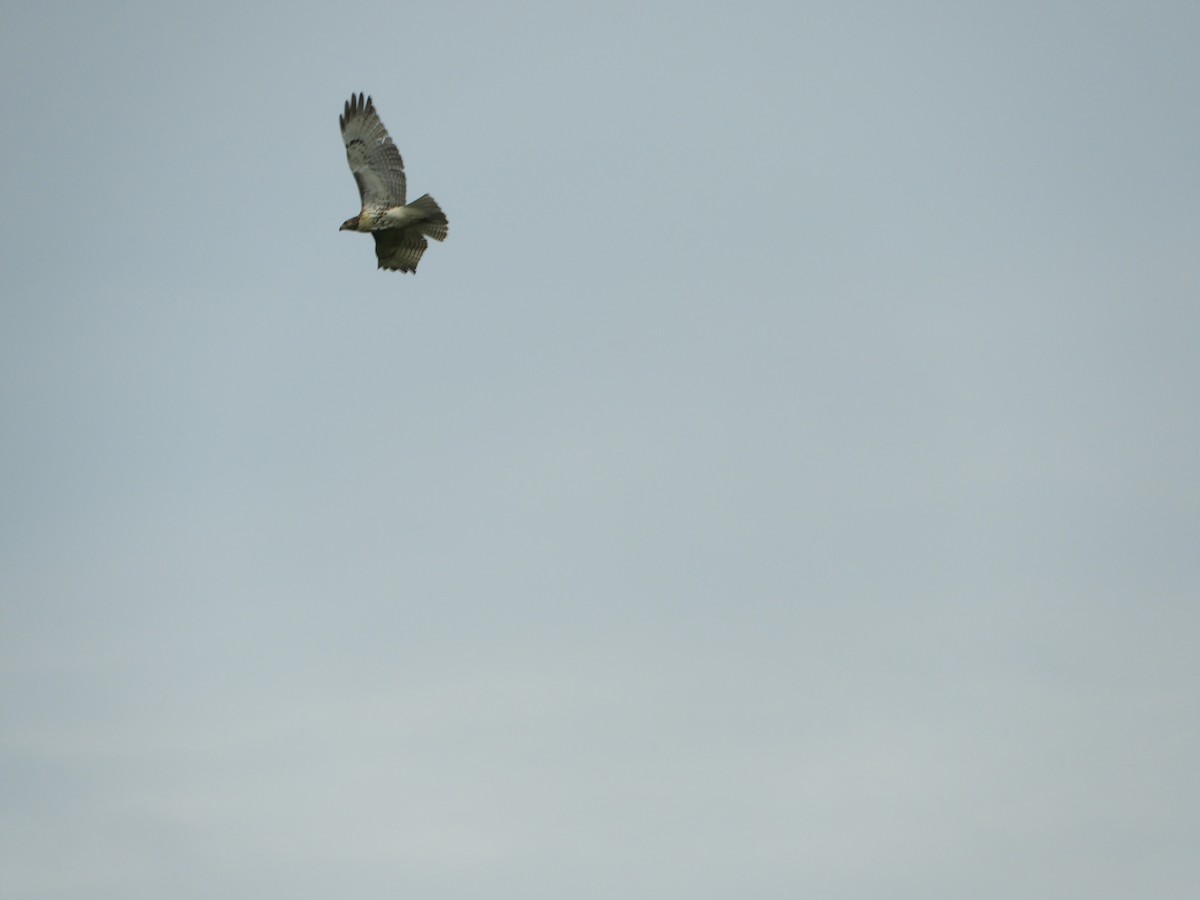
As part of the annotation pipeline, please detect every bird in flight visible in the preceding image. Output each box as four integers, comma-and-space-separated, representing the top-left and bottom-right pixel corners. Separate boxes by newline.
339, 93, 448, 273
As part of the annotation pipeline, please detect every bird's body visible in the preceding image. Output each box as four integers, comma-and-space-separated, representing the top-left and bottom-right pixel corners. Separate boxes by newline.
339, 93, 448, 273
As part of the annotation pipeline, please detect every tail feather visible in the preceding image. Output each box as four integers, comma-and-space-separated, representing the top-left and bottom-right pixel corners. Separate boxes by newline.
409, 194, 448, 242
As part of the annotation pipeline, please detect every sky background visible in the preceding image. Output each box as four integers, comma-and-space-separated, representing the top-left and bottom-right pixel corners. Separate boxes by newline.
2, 1, 1198, 897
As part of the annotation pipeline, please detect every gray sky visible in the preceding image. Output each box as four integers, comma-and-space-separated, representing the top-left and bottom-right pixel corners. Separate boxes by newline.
2, 1, 1198, 897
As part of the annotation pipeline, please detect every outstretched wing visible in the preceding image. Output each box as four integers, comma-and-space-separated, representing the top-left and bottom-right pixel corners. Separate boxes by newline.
372, 228, 429, 273
340, 93, 406, 208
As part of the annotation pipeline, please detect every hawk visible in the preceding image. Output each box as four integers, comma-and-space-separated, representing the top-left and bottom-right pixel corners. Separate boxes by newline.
339, 93, 448, 273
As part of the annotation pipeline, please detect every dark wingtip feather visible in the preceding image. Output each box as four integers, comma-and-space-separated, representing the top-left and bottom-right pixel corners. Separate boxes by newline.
341, 92, 373, 131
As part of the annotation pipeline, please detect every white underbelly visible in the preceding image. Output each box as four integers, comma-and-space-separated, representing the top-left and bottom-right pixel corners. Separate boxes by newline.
381, 205, 423, 228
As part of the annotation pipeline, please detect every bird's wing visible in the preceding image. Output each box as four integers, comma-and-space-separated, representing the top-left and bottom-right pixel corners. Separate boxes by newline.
372, 228, 429, 273
340, 93, 406, 208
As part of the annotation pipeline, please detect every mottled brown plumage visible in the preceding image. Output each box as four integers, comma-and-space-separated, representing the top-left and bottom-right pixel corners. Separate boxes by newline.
339, 93, 448, 273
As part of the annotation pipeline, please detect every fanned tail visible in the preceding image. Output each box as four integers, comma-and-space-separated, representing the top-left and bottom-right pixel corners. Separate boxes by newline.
408, 194, 449, 242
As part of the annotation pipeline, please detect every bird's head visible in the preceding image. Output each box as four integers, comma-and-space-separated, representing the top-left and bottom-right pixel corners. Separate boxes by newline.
339, 215, 360, 231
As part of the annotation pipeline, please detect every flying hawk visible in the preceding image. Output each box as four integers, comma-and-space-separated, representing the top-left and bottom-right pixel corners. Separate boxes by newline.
339, 93, 448, 273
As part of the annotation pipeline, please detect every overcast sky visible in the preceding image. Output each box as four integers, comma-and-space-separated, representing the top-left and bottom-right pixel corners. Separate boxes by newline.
2, 1, 1198, 898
